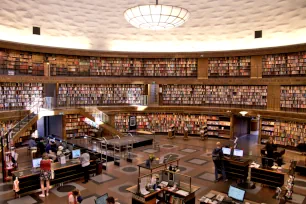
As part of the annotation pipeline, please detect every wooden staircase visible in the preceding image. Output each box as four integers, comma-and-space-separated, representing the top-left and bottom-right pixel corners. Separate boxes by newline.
80, 109, 124, 138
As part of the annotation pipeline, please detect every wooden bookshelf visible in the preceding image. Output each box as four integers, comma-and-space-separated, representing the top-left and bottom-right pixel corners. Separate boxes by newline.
0, 82, 44, 110
65, 114, 98, 138
50, 56, 197, 77
262, 52, 306, 77
260, 119, 306, 149
280, 86, 306, 112
0, 49, 44, 76
57, 84, 146, 106
208, 56, 251, 77
161, 85, 267, 108
115, 113, 231, 138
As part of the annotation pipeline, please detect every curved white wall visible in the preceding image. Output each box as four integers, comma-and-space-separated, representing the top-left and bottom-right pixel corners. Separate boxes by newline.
0, 0, 306, 52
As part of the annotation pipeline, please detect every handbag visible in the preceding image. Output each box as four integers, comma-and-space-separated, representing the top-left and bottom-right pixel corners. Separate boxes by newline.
51, 170, 55, 179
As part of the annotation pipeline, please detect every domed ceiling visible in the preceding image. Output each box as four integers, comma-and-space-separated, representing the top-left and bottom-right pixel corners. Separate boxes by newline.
0, 0, 305, 52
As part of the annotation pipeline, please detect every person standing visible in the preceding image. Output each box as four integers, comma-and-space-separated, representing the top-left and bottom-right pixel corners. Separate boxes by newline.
212, 142, 227, 182
39, 153, 52, 197
265, 136, 276, 158
80, 151, 90, 184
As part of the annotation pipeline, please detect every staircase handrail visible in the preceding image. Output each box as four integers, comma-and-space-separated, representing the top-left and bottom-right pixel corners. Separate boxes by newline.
8, 100, 43, 134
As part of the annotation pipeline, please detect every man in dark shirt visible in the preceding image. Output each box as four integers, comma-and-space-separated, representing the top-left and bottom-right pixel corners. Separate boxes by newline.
212, 142, 227, 182
265, 137, 276, 158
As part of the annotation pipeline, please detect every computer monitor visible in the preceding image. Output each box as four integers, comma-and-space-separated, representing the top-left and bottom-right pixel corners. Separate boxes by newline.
72, 149, 81, 159
95, 193, 108, 204
32, 158, 42, 168
233, 149, 243, 157
222, 147, 231, 155
228, 185, 245, 202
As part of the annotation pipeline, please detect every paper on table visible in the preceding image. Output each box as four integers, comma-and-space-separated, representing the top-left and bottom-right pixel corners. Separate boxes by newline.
140, 187, 150, 195
176, 190, 189, 196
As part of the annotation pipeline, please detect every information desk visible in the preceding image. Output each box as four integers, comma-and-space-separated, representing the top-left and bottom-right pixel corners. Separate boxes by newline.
127, 183, 200, 204
250, 166, 285, 187
12, 160, 97, 195
127, 170, 200, 204
199, 190, 260, 204
137, 158, 180, 177
260, 147, 285, 157
219, 158, 249, 182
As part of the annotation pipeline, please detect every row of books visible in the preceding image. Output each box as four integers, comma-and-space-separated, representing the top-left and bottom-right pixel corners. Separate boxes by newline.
161, 85, 267, 107
49, 57, 197, 77
0, 50, 44, 76
65, 114, 98, 138
208, 56, 251, 77
261, 119, 306, 147
115, 113, 230, 138
0, 82, 44, 109
58, 84, 146, 106
263, 52, 306, 76
280, 86, 306, 109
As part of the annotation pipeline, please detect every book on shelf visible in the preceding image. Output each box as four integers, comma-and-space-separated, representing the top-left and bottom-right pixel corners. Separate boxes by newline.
262, 52, 306, 77
161, 85, 267, 107
58, 84, 146, 106
0, 49, 44, 76
208, 56, 251, 77
0, 82, 44, 110
65, 114, 98, 138
280, 86, 306, 110
261, 119, 306, 147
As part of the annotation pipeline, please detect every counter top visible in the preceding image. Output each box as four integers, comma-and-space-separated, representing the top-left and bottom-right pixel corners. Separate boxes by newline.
127, 182, 200, 198
12, 160, 81, 178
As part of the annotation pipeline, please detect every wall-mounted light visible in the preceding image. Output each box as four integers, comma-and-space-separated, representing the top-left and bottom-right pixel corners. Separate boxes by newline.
239, 111, 248, 116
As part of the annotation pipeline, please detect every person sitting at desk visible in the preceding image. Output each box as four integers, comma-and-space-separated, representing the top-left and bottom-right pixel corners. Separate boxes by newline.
28, 137, 37, 149
36, 138, 45, 156
212, 142, 228, 182
45, 139, 57, 161
265, 136, 276, 158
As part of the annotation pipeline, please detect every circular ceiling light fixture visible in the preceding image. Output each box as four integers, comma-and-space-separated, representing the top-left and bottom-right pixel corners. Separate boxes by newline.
124, 0, 190, 30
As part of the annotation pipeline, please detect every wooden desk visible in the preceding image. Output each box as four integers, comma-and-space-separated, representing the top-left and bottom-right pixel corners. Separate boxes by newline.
12, 160, 97, 195
221, 158, 250, 181
250, 167, 285, 187
127, 183, 200, 204
137, 159, 180, 177
199, 190, 260, 204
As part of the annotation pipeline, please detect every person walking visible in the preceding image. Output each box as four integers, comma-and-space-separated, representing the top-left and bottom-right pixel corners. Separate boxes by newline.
212, 142, 227, 182
80, 151, 90, 184
39, 153, 52, 197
